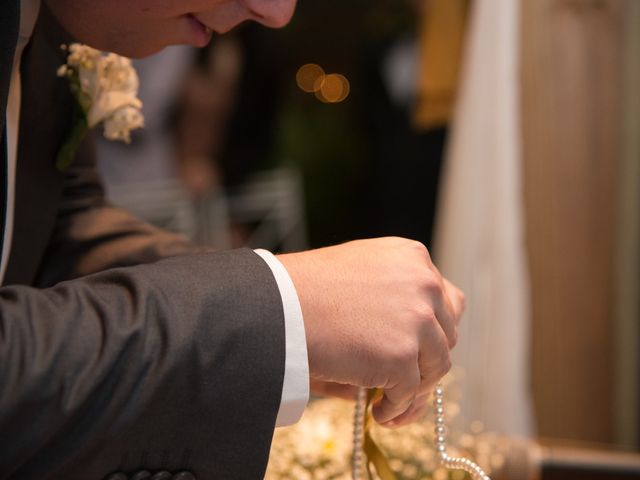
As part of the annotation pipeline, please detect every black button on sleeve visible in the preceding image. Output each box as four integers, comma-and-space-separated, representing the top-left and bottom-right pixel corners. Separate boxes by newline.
104, 473, 128, 480
150, 472, 172, 480
130, 471, 152, 480
172, 472, 196, 480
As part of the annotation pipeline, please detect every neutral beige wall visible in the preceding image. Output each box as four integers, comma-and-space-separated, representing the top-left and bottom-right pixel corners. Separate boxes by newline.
521, 0, 624, 444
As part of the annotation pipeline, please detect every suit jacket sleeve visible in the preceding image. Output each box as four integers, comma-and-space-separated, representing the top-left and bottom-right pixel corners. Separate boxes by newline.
0, 10, 286, 480
0, 246, 287, 480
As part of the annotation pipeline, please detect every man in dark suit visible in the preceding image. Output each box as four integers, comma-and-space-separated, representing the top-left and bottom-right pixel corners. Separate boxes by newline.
0, 0, 465, 478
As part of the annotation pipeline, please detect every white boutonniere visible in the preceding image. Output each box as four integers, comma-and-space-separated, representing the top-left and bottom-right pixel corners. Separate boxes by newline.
56, 43, 144, 170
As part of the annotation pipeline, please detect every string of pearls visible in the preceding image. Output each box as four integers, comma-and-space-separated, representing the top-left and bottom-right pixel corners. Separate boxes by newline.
433, 384, 491, 480
351, 384, 491, 480
351, 387, 367, 480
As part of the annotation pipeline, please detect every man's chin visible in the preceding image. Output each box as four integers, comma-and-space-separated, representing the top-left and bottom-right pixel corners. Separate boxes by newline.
119, 44, 169, 60
123, 17, 214, 57
89, 39, 175, 59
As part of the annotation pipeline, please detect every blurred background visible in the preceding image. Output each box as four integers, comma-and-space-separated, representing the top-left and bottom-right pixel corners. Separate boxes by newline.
94, 0, 640, 478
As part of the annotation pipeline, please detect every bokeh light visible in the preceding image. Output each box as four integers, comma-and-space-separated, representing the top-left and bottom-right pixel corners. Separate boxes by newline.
315, 74, 350, 104
296, 63, 325, 93
297, 64, 351, 104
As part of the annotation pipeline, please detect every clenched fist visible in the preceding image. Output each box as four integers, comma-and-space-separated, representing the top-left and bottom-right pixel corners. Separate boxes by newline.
278, 237, 464, 427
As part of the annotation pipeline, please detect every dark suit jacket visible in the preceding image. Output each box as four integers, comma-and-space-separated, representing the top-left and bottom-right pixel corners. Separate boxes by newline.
0, 4, 286, 479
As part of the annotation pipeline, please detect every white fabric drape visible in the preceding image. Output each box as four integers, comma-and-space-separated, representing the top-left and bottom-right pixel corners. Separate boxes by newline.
434, 0, 534, 436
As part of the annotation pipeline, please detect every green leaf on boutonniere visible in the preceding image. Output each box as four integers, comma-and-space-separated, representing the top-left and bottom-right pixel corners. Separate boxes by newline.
56, 106, 88, 171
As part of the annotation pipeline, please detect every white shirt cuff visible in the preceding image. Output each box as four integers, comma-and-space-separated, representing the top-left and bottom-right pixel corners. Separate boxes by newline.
254, 249, 309, 426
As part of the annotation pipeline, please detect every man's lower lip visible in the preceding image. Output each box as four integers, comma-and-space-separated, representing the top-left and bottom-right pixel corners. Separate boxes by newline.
186, 15, 212, 46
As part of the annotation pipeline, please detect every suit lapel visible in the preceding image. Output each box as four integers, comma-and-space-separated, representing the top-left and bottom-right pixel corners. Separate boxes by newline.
1, 0, 20, 279
0, 0, 20, 135
3, 5, 74, 285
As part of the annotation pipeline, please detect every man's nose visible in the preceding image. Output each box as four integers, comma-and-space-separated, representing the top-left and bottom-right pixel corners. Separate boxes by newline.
244, 0, 297, 28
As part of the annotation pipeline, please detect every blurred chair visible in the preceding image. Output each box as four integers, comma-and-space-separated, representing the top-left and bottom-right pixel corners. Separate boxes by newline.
107, 167, 308, 254
225, 167, 308, 253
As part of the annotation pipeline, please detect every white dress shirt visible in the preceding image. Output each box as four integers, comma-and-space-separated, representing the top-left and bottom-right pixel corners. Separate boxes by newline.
254, 249, 309, 426
2, 0, 308, 427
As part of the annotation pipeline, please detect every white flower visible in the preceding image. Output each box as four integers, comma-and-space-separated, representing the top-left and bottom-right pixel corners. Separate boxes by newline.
58, 43, 144, 143
266, 371, 482, 480
266, 398, 354, 479
103, 105, 145, 143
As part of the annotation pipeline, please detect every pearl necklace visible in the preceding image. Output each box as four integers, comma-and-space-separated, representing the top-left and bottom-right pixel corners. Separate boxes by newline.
352, 388, 367, 478
352, 384, 491, 480
433, 384, 491, 480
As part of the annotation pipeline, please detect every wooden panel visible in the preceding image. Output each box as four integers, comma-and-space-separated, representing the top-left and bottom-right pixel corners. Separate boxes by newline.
615, 0, 640, 449
521, 0, 624, 443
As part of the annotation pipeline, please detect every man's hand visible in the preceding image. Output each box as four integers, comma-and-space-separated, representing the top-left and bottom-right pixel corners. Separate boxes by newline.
278, 237, 464, 427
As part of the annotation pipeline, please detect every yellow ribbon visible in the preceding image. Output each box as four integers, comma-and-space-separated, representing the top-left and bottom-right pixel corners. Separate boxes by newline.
362, 390, 398, 480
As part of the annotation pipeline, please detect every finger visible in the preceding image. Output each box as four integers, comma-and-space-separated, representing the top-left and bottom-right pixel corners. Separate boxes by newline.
418, 324, 451, 395
384, 320, 448, 428
443, 278, 465, 323
434, 292, 458, 349
423, 272, 457, 349
372, 365, 420, 425
310, 379, 359, 400
384, 393, 431, 428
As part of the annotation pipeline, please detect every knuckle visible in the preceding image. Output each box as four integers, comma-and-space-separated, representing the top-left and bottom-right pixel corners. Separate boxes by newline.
419, 311, 439, 336
412, 303, 435, 323
423, 351, 452, 381
409, 240, 428, 255
419, 274, 444, 297
409, 241, 434, 264
388, 341, 419, 372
